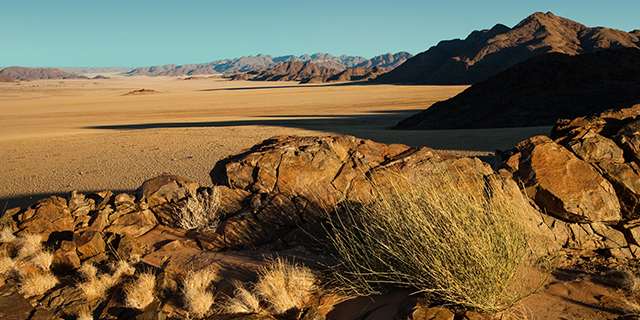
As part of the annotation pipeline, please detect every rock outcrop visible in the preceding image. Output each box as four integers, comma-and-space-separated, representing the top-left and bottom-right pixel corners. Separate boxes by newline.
501, 105, 640, 258
375, 11, 640, 85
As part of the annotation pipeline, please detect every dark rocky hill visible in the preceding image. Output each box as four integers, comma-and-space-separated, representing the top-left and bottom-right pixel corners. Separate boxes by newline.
0, 67, 89, 81
394, 48, 640, 130
375, 12, 640, 85
242, 61, 338, 82
355, 52, 413, 69
302, 66, 388, 83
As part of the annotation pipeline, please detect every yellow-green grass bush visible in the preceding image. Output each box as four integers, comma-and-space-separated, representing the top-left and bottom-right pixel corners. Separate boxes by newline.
328, 169, 550, 313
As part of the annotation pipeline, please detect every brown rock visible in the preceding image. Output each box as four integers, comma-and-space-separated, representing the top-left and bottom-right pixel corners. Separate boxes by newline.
598, 161, 640, 218
17, 196, 75, 240
563, 131, 625, 164
0, 282, 61, 320
105, 208, 158, 237
52, 240, 81, 273
138, 174, 200, 207
615, 119, 640, 165
505, 135, 621, 223
412, 306, 455, 320
73, 230, 106, 260
116, 234, 149, 261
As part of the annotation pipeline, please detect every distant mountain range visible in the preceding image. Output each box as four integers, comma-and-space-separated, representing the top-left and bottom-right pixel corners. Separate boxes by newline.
375, 12, 640, 85
0, 67, 88, 81
394, 47, 640, 130
126, 52, 413, 77
57, 67, 135, 74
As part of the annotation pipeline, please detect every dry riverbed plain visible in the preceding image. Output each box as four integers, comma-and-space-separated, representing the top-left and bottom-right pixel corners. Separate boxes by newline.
0, 75, 550, 209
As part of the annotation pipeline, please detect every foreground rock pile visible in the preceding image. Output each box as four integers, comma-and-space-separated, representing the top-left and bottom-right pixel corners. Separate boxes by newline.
4, 106, 640, 318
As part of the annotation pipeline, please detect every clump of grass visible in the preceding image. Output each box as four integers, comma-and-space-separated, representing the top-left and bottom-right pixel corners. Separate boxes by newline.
175, 188, 221, 232
124, 272, 156, 310
1, 233, 59, 297
220, 258, 318, 315
16, 234, 44, 259
77, 260, 135, 299
182, 267, 218, 317
328, 170, 548, 313
254, 258, 317, 314
221, 280, 261, 314
0, 227, 16, 243
18, 272, 59, 297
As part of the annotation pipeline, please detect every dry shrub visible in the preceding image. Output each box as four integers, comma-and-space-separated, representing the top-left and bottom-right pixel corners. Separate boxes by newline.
182, 267, 218, 317
221, 280, 262, 314
254, 257, 317, 314
328, 170, 549, 313
124, 272, 156, 310
16, 234, 43, 259
18, 272, 59, 297
0, 256, 17, 275
0, 227, 16, 243
176, 189, 221, 232
29, 251, 54, 270
77, 260, 135, 299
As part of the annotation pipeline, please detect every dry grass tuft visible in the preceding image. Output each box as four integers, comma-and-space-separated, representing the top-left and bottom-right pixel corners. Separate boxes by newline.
182, 267, 218, 317
328, 170, 549, 314
175, 189, 221, 232
124, 272, 156, 310
254, 257, 317, 314
77, 260, 134, 300
0, 256, 17, 275
76, 308, 93, 320
0, 227, 16, 243
221, 280, 262, 314
29, 251, 54, 270
18, 272, 59, 297
16, 234, 43, 259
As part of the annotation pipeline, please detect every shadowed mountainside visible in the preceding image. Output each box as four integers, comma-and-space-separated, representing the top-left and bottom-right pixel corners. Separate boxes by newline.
394, 48, 640, 130
375, 12, 640, 85
0, 67, 89, 81
231, 61, 338, 82
302, 66, 388, 83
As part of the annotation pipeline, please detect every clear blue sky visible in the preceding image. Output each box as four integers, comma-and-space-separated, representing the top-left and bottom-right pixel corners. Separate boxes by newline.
1, 0, 638, 68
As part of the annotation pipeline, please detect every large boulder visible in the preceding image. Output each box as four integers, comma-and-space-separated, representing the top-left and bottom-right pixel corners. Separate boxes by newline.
502, 135, 621, 224
210, 135, 558, 250
137, 174, 199, 207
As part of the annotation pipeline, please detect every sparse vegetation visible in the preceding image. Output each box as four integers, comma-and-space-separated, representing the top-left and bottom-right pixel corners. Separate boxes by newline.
182, 267, 218, 317
0, 227, 16, 243
328, 170, 548, 313
255, 257, 317, 314
77, 260, 135, 299
0, 233, 59, 297
221, 280, 261, 314
18, 272, 59, 297
124, 272, 157, 310
220, 258, 318, 315
175, 188, 221, 232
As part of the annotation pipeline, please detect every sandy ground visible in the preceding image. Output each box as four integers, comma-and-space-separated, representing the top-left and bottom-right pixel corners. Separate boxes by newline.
0, 75, 550, 209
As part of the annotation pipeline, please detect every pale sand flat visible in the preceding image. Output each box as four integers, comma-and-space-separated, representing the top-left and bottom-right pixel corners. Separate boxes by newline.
0, 77, 550, 209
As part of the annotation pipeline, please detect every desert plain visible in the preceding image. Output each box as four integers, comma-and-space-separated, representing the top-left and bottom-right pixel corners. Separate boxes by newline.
0, 75, 550, 209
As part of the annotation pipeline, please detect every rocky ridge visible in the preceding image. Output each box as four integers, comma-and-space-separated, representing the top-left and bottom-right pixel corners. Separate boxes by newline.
394, 47, 640, 130
375, 11, 640, 85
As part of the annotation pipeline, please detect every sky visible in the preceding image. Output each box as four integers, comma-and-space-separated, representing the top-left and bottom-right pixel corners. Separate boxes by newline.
1, 0, 639, 68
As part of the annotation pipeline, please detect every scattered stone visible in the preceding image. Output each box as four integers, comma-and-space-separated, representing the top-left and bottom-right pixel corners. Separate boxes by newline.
73, 230, 106, 260
137, 175, 199, 207
17, 196, 75, 240
52, 240, 81, 273
104, 208, 158, 237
